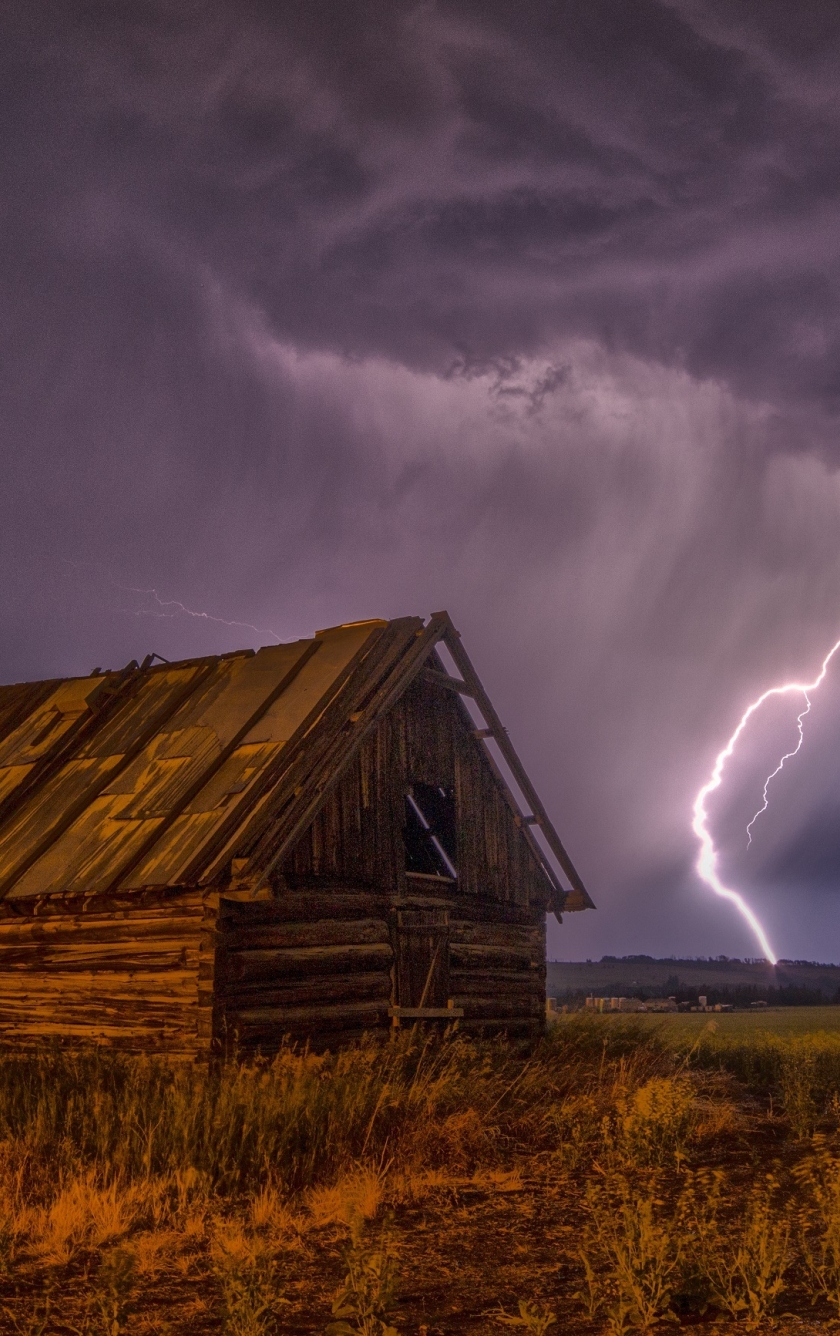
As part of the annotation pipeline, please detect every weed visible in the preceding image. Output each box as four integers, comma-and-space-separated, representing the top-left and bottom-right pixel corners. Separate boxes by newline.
580, 1173, 682, 1333
212, 1221, 289, 1336
576, 1249, 603, 1323
1, 1292, 55, 1336
249, 1181, 303, 1248
131, 1227, 182, 1277
618, 1076, 694, 1167
779, 1042, 820, 1139
489, 1298, 557, 1333
326, 1215, 400, 1336
308, 1166, 386, 1228
699, 1178, 791, 1329
84, 1247, 137, 1336
27, 1172, 149, 1266
547, 1093, 607, 1171
795, 1144, 840, 1317
0, 1023, 835, 1332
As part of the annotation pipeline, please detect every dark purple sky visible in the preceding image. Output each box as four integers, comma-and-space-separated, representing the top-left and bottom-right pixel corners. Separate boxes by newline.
4, 0, 840, 961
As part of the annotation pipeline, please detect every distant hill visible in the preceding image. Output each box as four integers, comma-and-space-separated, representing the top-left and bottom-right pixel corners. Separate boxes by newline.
546, 957, 840, 1007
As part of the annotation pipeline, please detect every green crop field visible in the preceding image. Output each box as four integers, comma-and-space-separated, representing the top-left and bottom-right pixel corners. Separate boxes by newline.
582, 1003, 840, 1038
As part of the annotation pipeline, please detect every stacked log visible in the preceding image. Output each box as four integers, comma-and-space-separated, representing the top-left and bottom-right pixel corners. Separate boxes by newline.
216, 891, 393, 1053
449, 900, 545, 1037
0, 889, 206, 1053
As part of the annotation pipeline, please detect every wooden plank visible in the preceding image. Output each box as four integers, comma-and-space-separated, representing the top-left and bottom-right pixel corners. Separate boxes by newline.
110, 639, 323, 893
219, 971, 392, 1008
0, 1017, 198, 1042
240, 617, 446, 890
392, 894, 456, 908
451, 996, 545, 1020
224, 942, 393, 981
450, 943, 534, 969
447, 898, 543, 927
449, 922, 542, 950
0, 1003, 198, 1026
187, 621, 413, 885
222, 918, 389, 952
0, 675, 132, 829
389, 1006, 464, 1019
226, 1000, 391, 1030
449, 973, 542, 998
0, 887, 207, 919
0, 922, 202, 946
0, 948, 197, 971
0, 662, 218, 899
0, 973, 199, 999
220, 892, 390, 924
419, 668, 472, 695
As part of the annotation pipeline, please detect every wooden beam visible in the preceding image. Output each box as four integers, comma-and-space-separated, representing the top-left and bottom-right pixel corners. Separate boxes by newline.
389, 1005, 464, 1019
432, 612, 595, 911
420, 667, 472, 695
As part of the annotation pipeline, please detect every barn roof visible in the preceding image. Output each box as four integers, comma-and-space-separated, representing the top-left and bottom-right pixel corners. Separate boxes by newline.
0, 613, 593, 912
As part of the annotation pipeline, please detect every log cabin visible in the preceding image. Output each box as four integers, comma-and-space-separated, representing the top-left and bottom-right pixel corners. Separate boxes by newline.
0, 612, 593, 1055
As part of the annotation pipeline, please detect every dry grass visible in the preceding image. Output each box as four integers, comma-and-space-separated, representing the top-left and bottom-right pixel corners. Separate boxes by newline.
0, 1016, 839, 1331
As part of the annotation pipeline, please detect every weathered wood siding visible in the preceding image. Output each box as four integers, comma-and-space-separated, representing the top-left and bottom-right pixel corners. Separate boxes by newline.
449, 900, 545, 1037
215, 894, 544, 1048
0, 889, 210, 1053
282, 725, 402, 892
215, 891, 393, 1053
274, 676, 550, 1041
283, 677, 550, 908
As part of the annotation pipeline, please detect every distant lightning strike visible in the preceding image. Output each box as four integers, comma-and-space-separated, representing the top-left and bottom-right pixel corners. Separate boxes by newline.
124, 586, 282, 644
692, 634, 840, 965
62, 559, 283, 646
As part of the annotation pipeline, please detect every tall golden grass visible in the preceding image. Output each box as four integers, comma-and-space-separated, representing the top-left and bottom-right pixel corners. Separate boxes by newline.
1, 1016, 840, 1332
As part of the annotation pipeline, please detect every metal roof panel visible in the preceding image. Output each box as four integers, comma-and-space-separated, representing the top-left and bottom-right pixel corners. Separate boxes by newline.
0, 616, 588, 910
6, 645, 315, 898
120, 623, 381, 889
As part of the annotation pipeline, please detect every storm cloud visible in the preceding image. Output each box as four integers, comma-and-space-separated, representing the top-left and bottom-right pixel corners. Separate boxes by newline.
4, 0, 840, 960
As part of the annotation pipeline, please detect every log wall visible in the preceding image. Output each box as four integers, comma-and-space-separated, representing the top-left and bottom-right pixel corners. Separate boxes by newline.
215, 891, 394, 1053
0, 888, 209, 1053
449, 899, 546, 1038
214, 889, 546, 1050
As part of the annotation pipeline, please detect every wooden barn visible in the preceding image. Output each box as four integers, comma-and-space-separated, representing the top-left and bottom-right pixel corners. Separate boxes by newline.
0, 613, 593, 1055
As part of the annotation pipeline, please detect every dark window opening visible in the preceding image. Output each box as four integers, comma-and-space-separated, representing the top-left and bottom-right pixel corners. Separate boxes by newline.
404, 782, 457, 879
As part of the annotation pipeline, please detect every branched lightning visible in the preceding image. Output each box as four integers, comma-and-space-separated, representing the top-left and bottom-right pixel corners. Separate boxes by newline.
62, 558, 284, 648
122, 585, 282, 644
745, 696, 812, 846
692, 634, 840, 965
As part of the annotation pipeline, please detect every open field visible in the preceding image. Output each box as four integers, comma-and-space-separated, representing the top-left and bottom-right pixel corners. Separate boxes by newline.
608, 1005, 840, 1038
2, 1021, 840, 1333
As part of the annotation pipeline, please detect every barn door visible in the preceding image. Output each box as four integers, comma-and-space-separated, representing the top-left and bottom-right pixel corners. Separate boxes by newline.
395, 908, 450, 1010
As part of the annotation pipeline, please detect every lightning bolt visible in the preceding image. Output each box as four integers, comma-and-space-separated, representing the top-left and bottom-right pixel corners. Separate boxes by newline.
62, 558, 285, 648
692, 634, 840, 965
124, 585, 282, 644
745, 696, 812, 847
